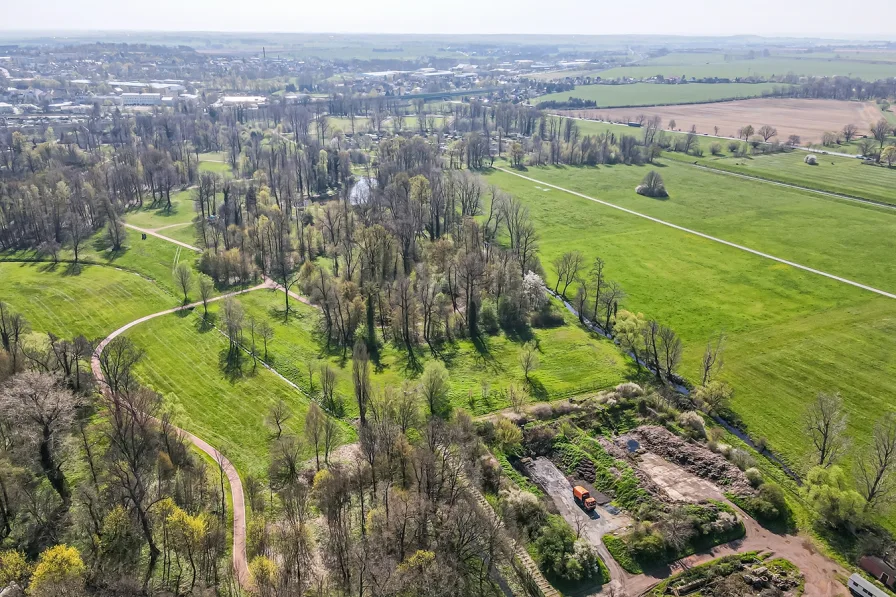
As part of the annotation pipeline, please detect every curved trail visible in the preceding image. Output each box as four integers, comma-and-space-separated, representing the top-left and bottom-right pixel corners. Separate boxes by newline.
497, 167, 896, 301
92, 224, 316, 590
91, 285, 264, 589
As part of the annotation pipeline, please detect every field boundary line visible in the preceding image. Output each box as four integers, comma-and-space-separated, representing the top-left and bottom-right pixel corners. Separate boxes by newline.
691, 163, 896, 212
496, 167, 896, 301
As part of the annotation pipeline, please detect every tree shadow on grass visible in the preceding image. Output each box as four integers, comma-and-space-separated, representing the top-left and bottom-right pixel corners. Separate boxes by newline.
194, 311, 216, 333
37, 261, 60, 274
471, 333, 496, 366
527, 377, 548, 402
63, 261, 84, 276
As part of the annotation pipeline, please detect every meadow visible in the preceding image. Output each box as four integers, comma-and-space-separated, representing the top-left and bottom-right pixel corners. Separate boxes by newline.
485, 164, 896, 471
561, 117, 896, 204
124, 188, 196, 229
697, 151, 896, 206
235, 288, 635, 417
0, 261, 174, 339
535, 82, 787, 108
124, 304, 352, 477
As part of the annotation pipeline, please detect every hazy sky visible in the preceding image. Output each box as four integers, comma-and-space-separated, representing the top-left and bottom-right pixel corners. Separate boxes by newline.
3, 0, 895, 38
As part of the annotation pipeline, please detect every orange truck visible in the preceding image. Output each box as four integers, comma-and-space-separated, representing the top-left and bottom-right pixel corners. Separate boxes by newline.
573, 486, 596, 511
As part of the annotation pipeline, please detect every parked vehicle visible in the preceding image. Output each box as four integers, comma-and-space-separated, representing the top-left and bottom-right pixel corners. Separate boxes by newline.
573, 486, 597, 512
849, 573, 888, 597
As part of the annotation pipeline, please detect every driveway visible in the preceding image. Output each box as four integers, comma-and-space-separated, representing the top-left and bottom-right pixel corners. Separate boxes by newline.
524, 457, 632, 595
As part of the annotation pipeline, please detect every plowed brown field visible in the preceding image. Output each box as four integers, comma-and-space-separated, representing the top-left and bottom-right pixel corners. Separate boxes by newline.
562, 98, 883, 144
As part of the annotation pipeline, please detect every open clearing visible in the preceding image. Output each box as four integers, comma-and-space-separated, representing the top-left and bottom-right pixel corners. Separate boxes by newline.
0, 261, 174, 339
561, 98, 883, 145
238, 289, 635, 417
485, 165, 896, 473
123, 299, 351, 476
535, 82, 787, 108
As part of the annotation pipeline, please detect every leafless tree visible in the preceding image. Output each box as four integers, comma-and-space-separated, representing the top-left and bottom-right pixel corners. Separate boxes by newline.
871, 119, 892, 158
266, 399, 292, 439
552, 250, 583, 298
757, 125, 778, 141
805, 392, 848, 467
198, 274, 214, 317
700, 333, 725, 385
305, 402, 324, 470
842, 123, 859, 143
856, 413, 896, 508
352, 340, 371, 427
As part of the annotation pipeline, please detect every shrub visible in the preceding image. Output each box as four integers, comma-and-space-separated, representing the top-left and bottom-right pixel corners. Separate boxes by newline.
727, 141, 741, 153
501, 487, 547, 540
728, 448, 755, 471
636, 171, 668, 198
615, 382, 644, 398
804, 154, 818, 165
535, 516, 603, 581
30, 544, 86, 597
678, 411, 706, 438
744, 467, 763, 487
710, 142, 723, 155
0, 550, 31, 586
479, 300, 500, 334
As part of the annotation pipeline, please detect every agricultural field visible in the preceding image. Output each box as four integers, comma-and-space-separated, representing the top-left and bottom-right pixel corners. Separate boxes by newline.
0, 261, 174, 340
124, 303, 352, 476
560, 98, 884, 145
485, 164, 896, 471
535, 82, 788, 108
596, 56, 896, 81
235, 288, 635, 417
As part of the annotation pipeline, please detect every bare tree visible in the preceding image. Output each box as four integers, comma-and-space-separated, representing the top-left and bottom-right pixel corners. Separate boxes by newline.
352, 340, 371, 426
552, 251, 583, 298
856, 413, 896, 508
507, 384, 528, 413
805, 392, 848, 467
842, 123, 859, 143
266, 400, 292, 439
305, 402, 324, 470
257, 321, 274, 361
198, 274, 214, 317
700, 333, 725, 385
871, 119, 891, 158
174, 263, 193, 304
757, 125, 778, 142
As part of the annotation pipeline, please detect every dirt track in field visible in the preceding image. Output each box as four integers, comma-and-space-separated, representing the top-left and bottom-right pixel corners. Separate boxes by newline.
562, 98, 883, 144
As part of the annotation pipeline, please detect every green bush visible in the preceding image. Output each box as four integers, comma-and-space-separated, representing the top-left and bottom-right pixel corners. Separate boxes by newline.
603, 534, 642, 574
535, 516, 604, 582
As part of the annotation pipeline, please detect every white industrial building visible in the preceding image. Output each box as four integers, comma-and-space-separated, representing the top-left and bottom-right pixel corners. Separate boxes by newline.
121, 93, 162, 106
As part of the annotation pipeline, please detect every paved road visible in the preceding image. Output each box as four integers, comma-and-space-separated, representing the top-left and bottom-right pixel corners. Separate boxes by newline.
497, 167, 896, 301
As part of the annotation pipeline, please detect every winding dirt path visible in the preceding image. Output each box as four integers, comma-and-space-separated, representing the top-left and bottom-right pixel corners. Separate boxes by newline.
90, 285, 264, 590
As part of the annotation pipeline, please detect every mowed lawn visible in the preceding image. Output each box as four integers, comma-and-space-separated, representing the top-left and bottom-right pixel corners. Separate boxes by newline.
125, 305, 351, 476
0, 261, 173, 339
485, 167, 896, 470
236, 288, 634, 417
535, 83, 787, 108
125, 189, 196, 229
504, 160, 896, 295
699, 151, 896, 206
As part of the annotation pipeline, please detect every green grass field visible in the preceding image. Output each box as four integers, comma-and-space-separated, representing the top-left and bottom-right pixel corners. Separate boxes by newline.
0, 261, 174, 340
124, 189, 196, 229
485, 164, 896, 471
697, 151, 896, 206
236, 288, 635, 417
596, 57, 896, 81
535, 83, 788, 108
125, 304, 352, 476
554, 117, 896, 204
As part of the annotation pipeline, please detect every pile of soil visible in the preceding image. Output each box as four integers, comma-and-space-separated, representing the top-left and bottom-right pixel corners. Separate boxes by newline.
620, 426, 755, 496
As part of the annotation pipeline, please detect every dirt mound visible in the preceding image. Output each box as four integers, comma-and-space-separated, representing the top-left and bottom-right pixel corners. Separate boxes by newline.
620, 426, 755, 496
